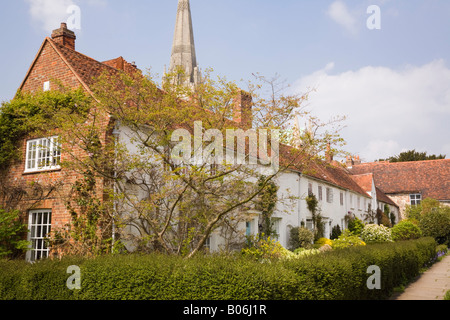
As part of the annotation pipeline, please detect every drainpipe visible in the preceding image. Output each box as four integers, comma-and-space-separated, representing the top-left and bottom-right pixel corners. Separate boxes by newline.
298, 173, 303, 227
111, 121, 121, 252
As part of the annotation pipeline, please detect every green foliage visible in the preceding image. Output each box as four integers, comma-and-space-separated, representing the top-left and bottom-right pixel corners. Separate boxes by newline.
360, 224, 393, 243
241, 236, 287, 260
289, 227, 314, 250
0, 208, 30, 259
0, 238, 437, 300
419, 207, 450, 245
406, 198, 442, 221
331, 230, 366, 249
50, 171, 113, 257
255, 176, 279, 239
379, 149, 446, 163
0, 88, 91, 170
444, 290, 450, 301
391, 220, 422, 241
330, 224, 341, 240
347, 216, 365, 235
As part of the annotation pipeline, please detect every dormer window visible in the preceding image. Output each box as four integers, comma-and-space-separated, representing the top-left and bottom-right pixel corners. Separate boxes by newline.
25, 136, 61, 173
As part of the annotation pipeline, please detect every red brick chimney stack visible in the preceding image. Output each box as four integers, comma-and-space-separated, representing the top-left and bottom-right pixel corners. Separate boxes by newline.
326, 142, 334, 163
233, 90, 253, 130
51, 23, 76, 51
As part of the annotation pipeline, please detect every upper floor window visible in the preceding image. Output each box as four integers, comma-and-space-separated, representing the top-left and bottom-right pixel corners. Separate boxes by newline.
25, 136, 61, 173
340, 192, 344, 206
308, 182, 313, 196
410, 194, 422, 206
318, 186, 323, 201
326, 187, 333, 203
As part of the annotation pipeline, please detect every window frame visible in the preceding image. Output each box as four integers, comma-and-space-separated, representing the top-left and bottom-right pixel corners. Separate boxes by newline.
24, 136, 61, 173
26, 209, 52, 262
410, 194, 422, 206
326, 187, 333, 203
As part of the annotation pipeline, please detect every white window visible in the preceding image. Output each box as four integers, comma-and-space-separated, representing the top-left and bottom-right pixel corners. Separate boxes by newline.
410, 194, 422, 206
340, 192, 344, 206
357, 197, 361, 210
308, 182, 313, 196
43, 81, 50, 92
306, 219, 314, 232
326, 188, 333, 203
25, 137, 61, 173
318, 186, 323, 201
27, 210, 52, 262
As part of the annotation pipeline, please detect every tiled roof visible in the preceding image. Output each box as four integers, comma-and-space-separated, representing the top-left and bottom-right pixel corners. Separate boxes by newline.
375, 187, 398, 207
350, 173, 373, 195
282, 147, 371, 198
349, 159, 450, 200
52, 40, 118, 85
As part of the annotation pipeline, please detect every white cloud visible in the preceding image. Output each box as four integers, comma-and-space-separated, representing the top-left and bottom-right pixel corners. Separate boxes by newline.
293, 60, 450, 161
25, 0, 107, 33
327, 1, 358, 35
26, 0, 77, 33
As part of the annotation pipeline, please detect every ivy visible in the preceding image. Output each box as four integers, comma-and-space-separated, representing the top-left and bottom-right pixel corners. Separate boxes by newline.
0, 88, 91, 170
255, 176, 279, 239
0, 208, 30, 259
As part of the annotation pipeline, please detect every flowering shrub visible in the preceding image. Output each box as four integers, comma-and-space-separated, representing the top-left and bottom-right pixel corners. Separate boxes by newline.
331, 230, 366, 249
316, 237, 333, 247
360, 224, 393, 243
241, 236, 287, 260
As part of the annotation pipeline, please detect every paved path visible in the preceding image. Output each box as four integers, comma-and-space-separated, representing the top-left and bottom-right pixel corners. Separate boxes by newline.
392, 254, 450, 300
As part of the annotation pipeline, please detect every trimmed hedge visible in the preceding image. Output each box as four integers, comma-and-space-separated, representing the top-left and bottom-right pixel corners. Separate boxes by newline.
0, 238, 437, 300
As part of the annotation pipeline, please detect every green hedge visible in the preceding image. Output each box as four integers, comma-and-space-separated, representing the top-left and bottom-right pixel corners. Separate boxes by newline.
0, 238, 437, 300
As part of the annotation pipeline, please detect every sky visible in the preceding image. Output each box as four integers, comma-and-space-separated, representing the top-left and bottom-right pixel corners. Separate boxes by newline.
0, 0, 449, 162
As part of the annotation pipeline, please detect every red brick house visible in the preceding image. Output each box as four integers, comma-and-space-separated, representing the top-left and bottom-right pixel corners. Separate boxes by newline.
348, 159, 450, 219
1, 23, 138, 261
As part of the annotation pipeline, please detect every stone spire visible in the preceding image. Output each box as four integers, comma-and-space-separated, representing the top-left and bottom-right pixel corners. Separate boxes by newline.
167, 0, 200, 86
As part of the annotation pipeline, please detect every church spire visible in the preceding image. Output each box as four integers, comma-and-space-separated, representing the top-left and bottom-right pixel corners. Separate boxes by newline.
168, 0, 200, 87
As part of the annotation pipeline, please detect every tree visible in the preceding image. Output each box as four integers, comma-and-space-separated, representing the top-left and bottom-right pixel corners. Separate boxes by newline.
378, 149, 446, 163
2, 68, 346, 258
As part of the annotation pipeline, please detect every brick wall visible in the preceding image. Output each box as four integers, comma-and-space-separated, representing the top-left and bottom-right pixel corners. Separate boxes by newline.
2, 37, 114, 258
21, 40, 81, 94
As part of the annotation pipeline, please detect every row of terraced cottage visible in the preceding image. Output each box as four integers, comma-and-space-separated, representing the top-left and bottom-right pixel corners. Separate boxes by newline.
1, 20, 450, 261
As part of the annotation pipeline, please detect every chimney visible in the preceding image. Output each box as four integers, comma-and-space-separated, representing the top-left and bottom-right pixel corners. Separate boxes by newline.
51, 23, 76, 50
346, 156, 354, 168
326, 142, 334, 163
354, 155, 361, 165
233, 90, 253, 129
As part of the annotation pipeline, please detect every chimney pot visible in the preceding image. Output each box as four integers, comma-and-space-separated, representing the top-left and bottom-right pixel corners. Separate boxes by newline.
51, 22, 76, 50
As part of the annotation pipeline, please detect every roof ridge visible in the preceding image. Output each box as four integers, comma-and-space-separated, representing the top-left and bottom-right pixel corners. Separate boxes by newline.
49, 38, 120, 72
